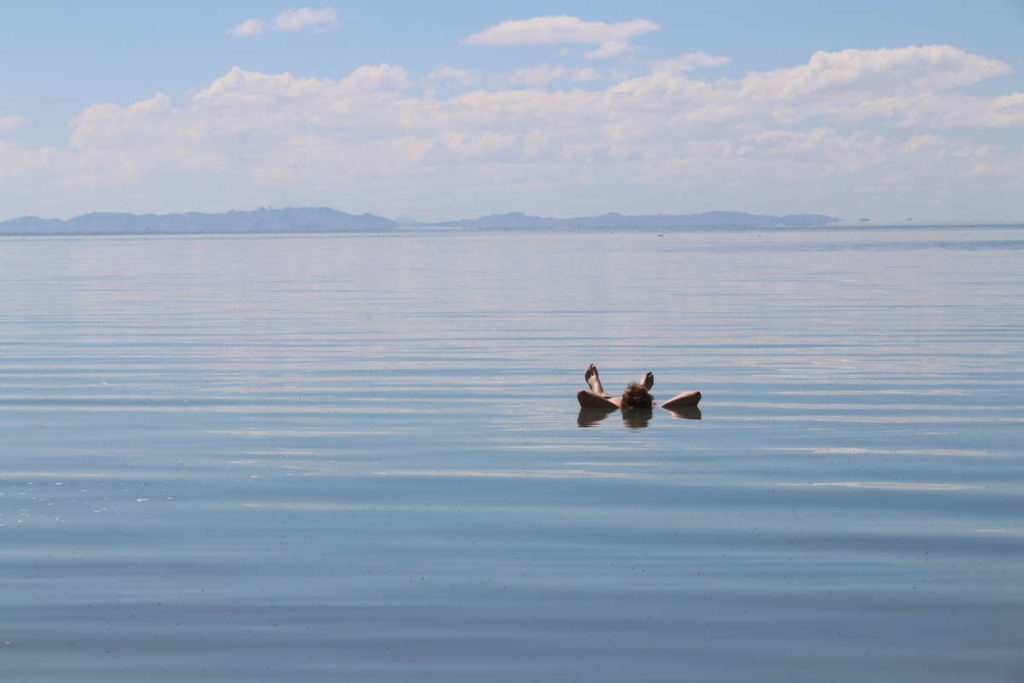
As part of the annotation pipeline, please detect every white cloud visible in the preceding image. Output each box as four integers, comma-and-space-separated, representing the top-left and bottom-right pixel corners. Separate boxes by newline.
0, 115, 28, 134
586, 41, 630, 60
497, 64, 606, 87
464, 16, 659, 59
570, 67, 603, 82
229, 18, 267, 37
652, 53, 733, 73
424, 66, 482, 88
229, 7, 339, 37
2, 46, 1022, 222
740, 45, 1010, 100
273, 7, 339, 32
72, 93, 171, 148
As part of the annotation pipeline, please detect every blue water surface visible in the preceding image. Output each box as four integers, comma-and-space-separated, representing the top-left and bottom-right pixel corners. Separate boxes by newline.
1, 226, 1022, 682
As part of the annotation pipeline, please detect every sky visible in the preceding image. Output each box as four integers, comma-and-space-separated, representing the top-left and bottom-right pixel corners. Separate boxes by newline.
1, 0, 1023, 223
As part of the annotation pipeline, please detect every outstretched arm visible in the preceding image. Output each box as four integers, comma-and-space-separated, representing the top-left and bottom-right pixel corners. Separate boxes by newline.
660, 390, 701, 410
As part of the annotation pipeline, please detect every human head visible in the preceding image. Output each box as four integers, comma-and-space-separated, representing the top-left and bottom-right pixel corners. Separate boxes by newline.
620, 382, 653, 410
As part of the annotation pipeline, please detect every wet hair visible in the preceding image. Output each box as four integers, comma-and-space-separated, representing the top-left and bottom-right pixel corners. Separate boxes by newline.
620, 382, 653, 410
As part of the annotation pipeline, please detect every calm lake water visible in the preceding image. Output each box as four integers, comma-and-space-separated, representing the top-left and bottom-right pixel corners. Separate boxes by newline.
1, 225, 1022, 681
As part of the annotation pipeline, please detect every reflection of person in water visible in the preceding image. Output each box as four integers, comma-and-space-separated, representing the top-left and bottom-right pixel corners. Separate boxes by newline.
576, 364, 701, 428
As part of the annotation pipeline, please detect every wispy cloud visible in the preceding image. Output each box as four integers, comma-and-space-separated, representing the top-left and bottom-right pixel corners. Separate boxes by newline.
228, 18, 268, 38
424, 66, 482, 88
229, 7, 340, 37
652, 52, 733, 73
463, 15, 659, 59
498, 64, 605, 87
426, 64, 611, 90
586, 40, 631, 60
0, 115, 28, 134
274, 7, 339, 32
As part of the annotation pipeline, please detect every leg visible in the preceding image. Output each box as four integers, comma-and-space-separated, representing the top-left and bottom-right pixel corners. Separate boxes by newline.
577, 390, 621, 410
660, 390, 701, 410
584, 363, 611, 397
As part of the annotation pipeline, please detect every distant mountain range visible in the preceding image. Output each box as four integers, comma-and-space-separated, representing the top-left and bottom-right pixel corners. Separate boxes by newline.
0, 207, 397, 235
0, 207, 840, 235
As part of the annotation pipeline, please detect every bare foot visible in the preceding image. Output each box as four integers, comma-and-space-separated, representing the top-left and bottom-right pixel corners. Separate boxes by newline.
584, 363, 609, 396
638, 371, 654, 390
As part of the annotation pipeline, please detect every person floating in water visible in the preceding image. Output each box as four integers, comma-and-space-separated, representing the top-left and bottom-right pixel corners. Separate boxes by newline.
576, 364, 701, 411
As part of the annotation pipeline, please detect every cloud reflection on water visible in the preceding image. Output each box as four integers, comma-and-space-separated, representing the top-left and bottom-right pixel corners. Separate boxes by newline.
774, 447, 992, 457
779, 481, 977, 491
374, 468, 648, 480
